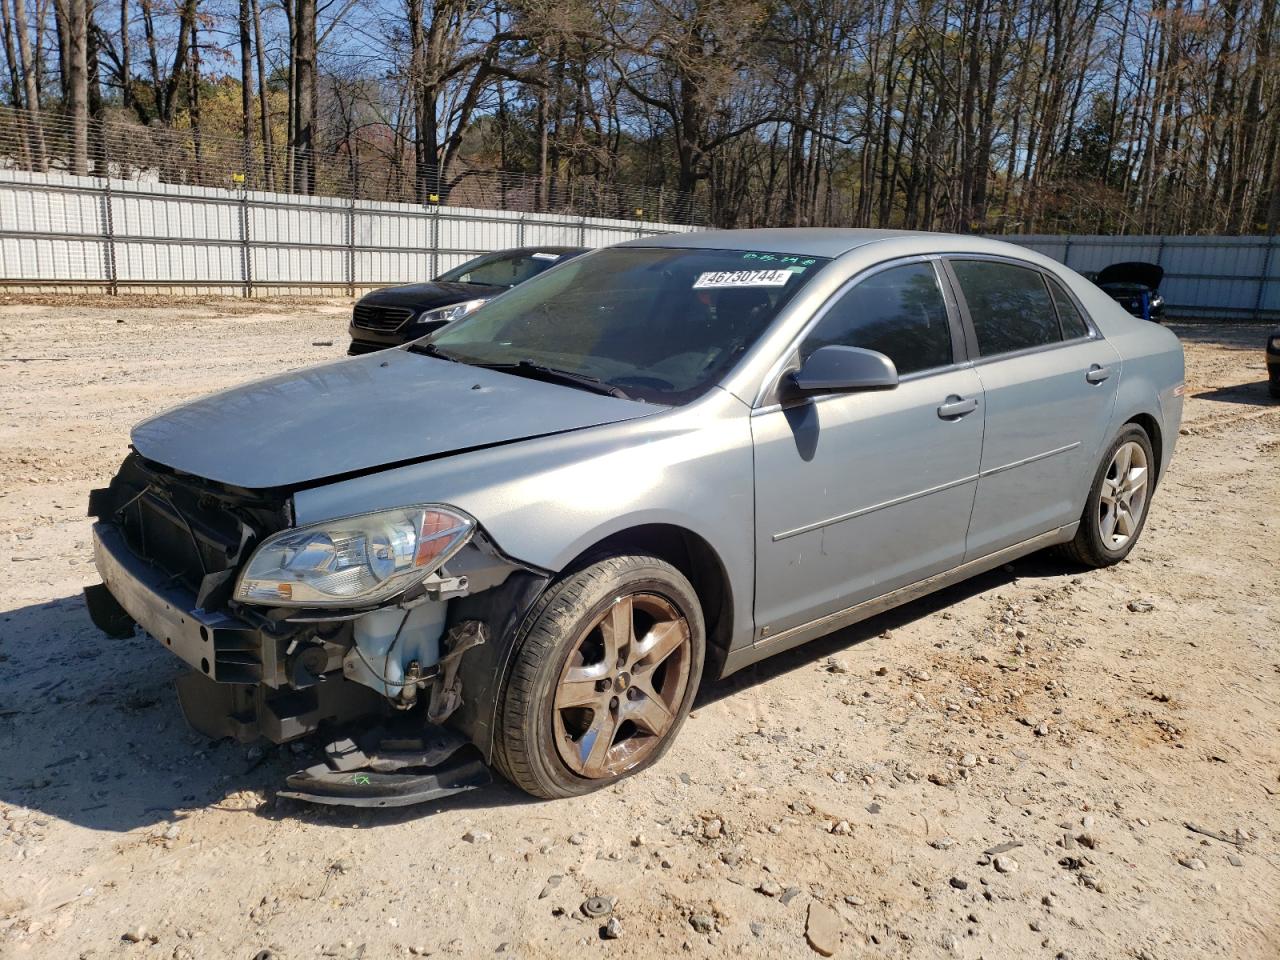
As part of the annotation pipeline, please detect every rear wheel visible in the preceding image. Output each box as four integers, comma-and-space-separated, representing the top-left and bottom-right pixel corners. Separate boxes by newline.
494, 555, 704, 798
1061, 425, 1155, 568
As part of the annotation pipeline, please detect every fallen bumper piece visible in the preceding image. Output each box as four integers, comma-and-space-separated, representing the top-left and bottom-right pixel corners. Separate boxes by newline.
277, 725, 492, 808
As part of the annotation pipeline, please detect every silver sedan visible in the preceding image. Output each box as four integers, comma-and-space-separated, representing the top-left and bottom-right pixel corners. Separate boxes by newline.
86, 228, 1185, 805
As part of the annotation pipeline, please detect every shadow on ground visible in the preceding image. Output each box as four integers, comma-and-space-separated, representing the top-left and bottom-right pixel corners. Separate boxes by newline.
1169, 321, 1275, 351
0, 551, 1080, 832
1192, 379, 1277, 407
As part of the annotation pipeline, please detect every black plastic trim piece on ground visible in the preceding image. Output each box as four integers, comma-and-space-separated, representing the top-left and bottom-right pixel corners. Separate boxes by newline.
277, 726, 493, 808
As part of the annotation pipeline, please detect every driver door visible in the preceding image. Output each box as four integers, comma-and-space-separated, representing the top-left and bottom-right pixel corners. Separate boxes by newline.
751, 259, 985, 643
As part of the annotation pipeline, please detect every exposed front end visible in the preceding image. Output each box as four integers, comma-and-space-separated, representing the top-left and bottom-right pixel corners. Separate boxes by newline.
84, 453, 547, 806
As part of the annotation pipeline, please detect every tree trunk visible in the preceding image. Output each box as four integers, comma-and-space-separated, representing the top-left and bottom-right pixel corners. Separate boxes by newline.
2, 0, 22, 111
407, 0, 430, 203
536, 85, 548, 211
249, 0, 272, 189
64, 0, 89, 175
1268, 95, 1280, 235
118, 0, 130, 113
239, 0, 253, 181
138, 0, 160, 122
12, 0, 45, 171
290, 0, 316, 195
53, 0, 70, 108
187, 0, 202, 181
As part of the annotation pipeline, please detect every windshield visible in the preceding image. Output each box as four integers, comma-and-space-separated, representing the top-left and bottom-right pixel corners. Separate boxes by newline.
424, 246, 830, 404
435, 250, 573, 288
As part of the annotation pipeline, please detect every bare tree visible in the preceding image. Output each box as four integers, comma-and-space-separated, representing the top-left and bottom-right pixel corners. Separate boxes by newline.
59, 0, 89, 174
290, 0, 316, 193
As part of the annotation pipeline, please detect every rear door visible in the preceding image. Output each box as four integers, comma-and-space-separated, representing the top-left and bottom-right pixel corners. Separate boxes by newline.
943, 258, 1121, 559
751, 259, 984, 640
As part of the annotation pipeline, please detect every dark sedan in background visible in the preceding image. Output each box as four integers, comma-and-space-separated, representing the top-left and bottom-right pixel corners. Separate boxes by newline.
1092, 261, 1166, 322
348, 246, 586, 354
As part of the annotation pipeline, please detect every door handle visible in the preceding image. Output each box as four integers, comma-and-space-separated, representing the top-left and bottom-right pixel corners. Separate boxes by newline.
1086, 364, 1112, 384
937, 395, 978, 419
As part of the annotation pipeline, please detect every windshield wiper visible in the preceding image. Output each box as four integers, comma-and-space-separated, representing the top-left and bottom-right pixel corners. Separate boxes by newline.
476, 359, 632, 400
405, 341, 459, 361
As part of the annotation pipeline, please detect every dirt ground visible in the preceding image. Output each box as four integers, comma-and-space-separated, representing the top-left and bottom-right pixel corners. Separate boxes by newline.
0, 299, 1277, 960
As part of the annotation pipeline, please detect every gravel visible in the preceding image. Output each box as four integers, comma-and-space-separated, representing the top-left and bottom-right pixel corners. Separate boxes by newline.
0, 305, 1274, 959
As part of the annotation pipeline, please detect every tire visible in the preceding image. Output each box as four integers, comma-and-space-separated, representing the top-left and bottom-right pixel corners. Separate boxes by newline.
493, 554, 705, 799
1060, 424, 1155, 568
1269, 375, 1280, 400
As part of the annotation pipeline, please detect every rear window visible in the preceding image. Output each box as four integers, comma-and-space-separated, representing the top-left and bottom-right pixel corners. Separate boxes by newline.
951, 260, 1062, 356
436, 252, 567, 288
1046, 276, 1091, 339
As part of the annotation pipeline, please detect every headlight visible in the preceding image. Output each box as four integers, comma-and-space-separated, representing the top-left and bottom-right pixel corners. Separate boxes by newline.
235, 505, 474, 608
1269, 335, 1280, 351
416, 299, 487, 326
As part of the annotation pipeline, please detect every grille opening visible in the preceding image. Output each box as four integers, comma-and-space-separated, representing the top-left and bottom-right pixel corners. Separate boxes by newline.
353, 303, 414, 332
102, 454, 288, 608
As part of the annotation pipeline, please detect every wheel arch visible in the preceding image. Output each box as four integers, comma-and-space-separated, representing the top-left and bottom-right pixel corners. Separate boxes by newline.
1122, 411, 1163, 486
562, 523, 736, 683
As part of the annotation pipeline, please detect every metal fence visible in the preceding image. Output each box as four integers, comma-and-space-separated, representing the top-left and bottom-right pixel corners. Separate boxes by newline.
1000, 234, 1280, 320
0, 167, 698, 296
0, 106, 707, 225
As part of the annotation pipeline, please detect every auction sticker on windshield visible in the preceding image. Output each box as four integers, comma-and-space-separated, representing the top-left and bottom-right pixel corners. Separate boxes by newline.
693, 269, 793, 289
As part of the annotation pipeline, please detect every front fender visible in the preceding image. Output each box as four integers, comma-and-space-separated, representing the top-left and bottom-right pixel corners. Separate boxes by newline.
292, 387, 758, 657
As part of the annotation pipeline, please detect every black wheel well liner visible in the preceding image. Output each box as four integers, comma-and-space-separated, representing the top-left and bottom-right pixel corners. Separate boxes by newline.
565, 524, 736, 682
1124, 412, 1162, 485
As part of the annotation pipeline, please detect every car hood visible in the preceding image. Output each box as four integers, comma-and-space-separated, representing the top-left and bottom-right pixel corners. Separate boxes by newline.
357, 281, 505, 310
1096, 261, 1163, 291
131, 350, 657, 489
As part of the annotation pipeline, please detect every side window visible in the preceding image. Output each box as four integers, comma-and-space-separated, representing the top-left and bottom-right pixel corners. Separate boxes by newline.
1046, 276, 1091, 340
951, 260, 1062, 356
801, 262, 953, 376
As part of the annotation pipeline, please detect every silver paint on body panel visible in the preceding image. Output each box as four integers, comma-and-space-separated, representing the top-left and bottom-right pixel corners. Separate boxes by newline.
751, 366, 985, 638
130, 347, 657, 489
117, 229, 1187, 678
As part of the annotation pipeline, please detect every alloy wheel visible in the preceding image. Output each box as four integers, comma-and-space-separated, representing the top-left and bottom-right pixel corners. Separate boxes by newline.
552, 592, 693, 779
1098, 440, 1149, 549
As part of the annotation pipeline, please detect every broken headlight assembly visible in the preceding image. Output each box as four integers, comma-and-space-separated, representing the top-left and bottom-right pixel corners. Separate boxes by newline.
235, 505, 474, 608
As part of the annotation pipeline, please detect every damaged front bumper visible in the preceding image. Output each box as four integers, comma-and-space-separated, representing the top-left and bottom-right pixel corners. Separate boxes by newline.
85, 507, 549, 807
89, 521, 383, 741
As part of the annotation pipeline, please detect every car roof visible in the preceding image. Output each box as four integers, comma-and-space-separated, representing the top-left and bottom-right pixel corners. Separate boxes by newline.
619, 227, 972, 259
498, 245, 586, 255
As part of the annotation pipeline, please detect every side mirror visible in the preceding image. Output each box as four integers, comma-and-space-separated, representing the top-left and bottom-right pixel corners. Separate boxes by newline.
786, 345, 899, 397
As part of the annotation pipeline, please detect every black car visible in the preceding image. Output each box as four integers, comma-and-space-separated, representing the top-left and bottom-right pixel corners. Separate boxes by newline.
348, 246, 586, 354
1093, 261, 1166, 322
1267, 328, 1280, 398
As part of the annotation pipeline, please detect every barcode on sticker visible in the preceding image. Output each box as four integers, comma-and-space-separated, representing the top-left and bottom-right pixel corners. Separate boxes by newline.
531, 252, 560, 261
693, 269, 792, 289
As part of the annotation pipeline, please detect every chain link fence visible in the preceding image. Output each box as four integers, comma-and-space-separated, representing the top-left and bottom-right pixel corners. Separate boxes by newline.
0, 107, 701, 296
0, 106, 706, 224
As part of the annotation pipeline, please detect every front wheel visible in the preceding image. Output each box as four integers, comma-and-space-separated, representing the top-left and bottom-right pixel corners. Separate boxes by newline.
493, 555, 705, 798
1061, 424, 1155, 568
